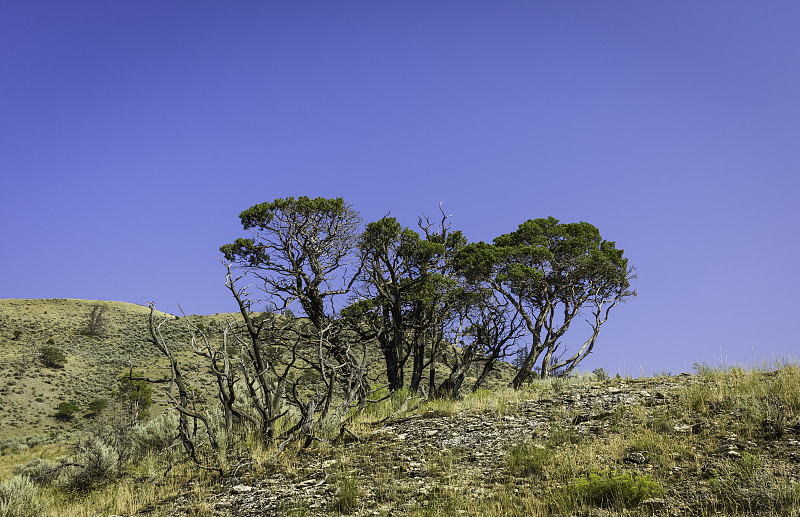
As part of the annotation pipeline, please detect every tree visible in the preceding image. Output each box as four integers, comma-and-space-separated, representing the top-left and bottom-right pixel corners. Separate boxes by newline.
347, 216, 426, 392
461, 288, 526, 393
349, 206, 467, 396
220, 197, 371, 438
220, 197, 361, 328
87, 398, 108, 416
114, 368, 153, 425
39, 343, 66, 369
55, 401, 80, 421
84, 303, 107, 337
456, 217, 635, 386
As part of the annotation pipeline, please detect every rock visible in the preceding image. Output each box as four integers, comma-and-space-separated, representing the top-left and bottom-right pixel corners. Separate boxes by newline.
623, 451, 649, 464
232, 484, 253, 494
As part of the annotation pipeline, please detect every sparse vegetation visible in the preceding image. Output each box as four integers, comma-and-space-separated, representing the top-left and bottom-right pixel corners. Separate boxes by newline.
2, 293, 799, 516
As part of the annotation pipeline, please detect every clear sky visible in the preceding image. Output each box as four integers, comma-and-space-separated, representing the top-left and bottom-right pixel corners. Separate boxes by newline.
2, 1, 798, 376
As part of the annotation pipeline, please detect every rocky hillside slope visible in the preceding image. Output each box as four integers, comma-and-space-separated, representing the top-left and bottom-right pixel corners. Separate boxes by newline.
161, 368, 800, 517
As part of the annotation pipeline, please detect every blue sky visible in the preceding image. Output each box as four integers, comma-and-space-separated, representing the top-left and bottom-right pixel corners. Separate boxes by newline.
2, 1, 798, 375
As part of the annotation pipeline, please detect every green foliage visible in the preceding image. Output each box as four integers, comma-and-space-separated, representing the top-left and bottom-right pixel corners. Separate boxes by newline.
506, 442, 551, 477
332, 468, 360, 513
39, 344, 66, 368
61, 437, 119, 491
114, 370, 153, 421
87, 397, 108, 416
55, 401, 80, 420
11, 330, 22, 341
130, 411, 179, 462
592, 367, 609, 381
0, 475, 46, 517
569, 470, 662, 508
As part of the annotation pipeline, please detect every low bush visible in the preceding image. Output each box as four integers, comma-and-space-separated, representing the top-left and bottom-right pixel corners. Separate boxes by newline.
0, 475, 45, 516
39, 345, 66, 368
61, 437, 119, 491
570, 470, 662, 508
130, 411, 178, 462
55, 401, 80, 421
12, 458, 62, 485
506, 442, 551, 478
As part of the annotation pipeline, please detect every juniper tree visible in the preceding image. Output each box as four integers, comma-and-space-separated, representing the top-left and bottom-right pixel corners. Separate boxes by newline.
220, 197, 370, 433
456, 217, 635, 386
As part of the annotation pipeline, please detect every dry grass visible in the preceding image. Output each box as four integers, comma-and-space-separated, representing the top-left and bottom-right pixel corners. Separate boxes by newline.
2, 300, 800, 516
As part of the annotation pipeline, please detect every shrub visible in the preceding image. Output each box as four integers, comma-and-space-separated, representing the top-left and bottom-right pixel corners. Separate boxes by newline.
0, 475, 45, 516
39, 345, 66, 369
12, 458, 62, 485
61, 438, 119, 491
55, 402, 80, 421
87, 398, 107, 416
507, 442, 551, 478
130, 411, 178, 461
570, 470, 662, 508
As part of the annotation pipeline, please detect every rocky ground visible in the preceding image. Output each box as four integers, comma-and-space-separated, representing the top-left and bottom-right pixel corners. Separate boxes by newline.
157, 373, 800, 516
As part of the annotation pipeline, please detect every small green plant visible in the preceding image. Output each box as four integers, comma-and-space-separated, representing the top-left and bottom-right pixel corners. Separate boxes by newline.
55, 401, 80, 421
12, 330, 22, 341
332, 468, 359, 513
39, 345, 66, 368
592, 367, 609, 381
570, 470, 662, 508
506, 442, 551, 477
87, 397, 108, 416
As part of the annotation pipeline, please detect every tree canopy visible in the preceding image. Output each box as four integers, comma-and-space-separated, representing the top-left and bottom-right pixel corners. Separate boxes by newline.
456, 216, 635, 385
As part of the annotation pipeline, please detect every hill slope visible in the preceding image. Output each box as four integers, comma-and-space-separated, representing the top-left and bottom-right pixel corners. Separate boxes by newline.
0, 299, 185, 440
0, 298, 515, 442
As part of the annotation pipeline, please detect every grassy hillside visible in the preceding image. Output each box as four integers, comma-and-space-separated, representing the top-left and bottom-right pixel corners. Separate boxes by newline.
3, 299, 798, 516
1, 362, 798, 516
0, 299, 250, 442
0, 298, 514, 442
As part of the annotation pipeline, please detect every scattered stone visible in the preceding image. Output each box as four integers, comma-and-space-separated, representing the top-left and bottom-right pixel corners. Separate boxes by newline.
623, 451, 649, 464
